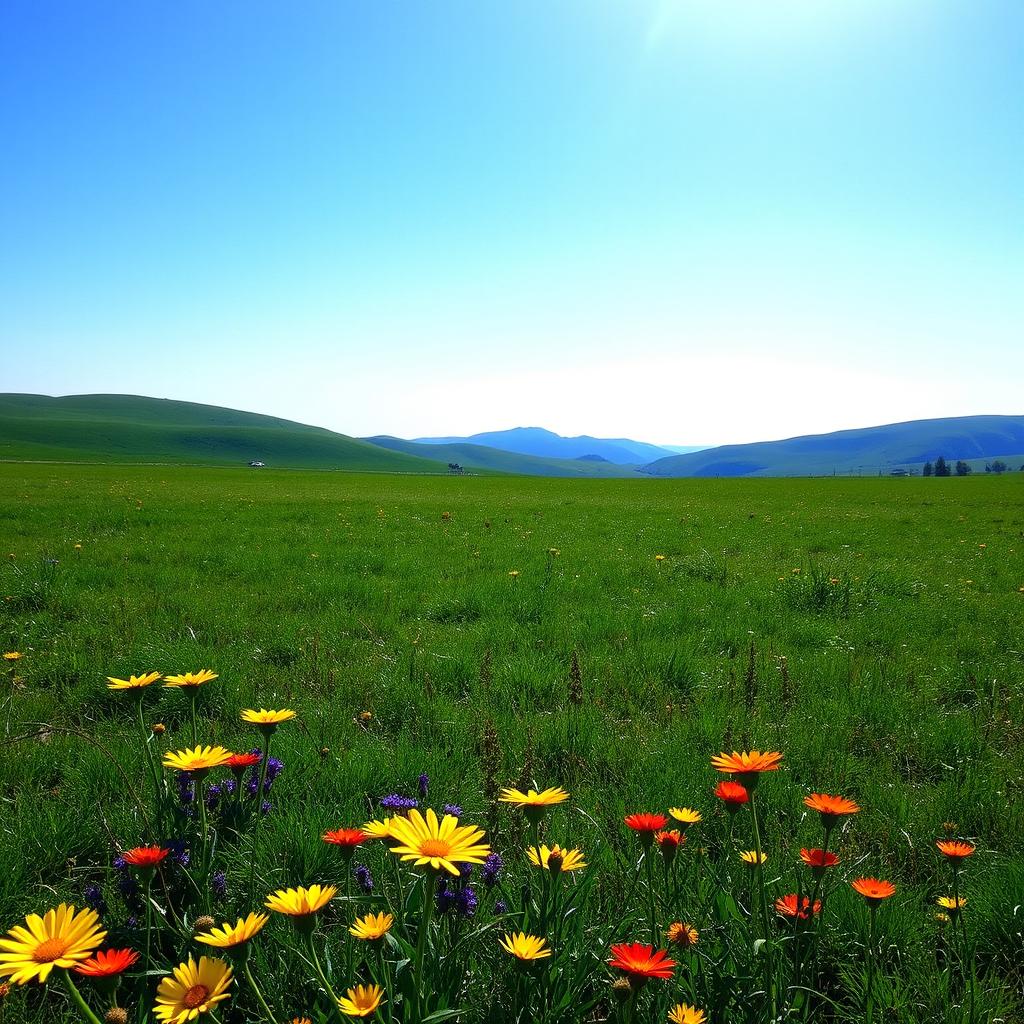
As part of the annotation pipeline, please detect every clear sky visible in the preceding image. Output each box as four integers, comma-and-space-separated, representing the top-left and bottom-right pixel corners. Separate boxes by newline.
2, 1, 1021, 446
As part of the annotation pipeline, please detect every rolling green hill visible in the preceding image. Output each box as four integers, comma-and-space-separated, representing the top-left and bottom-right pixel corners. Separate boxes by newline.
642, 414, 1024, 477
0, 394, 444, 473
364, 435, 642, 478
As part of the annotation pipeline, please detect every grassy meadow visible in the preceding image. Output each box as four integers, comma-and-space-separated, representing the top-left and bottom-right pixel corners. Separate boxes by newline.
1, 463, 1022, 1022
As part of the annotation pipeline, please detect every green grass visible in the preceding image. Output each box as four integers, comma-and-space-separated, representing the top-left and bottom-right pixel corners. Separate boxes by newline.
1, 464, 1022, 1021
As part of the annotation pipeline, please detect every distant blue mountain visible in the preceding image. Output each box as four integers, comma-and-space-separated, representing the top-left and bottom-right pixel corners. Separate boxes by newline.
413, 426, 705, 465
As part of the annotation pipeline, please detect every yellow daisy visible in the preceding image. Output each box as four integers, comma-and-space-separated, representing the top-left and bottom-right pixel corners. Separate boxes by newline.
739, 850, 768, 866
153, 956, 232, 1022
0, 904, 106, 985
499, 932, 551, 962
164, 670, 219, 689
526, 844, 587, 873
337, 984, 385, 1017
107, 672, 163, 690
163, 746, 233, 774
194, 913, 268, 949
498, 786, 569, 809
362, 818, 399, 841
265, 885, 337, 918
240, 708, 297, 730
2, 652, 23, 662
669, 1004, 706, 1024
349, 912, 393, 942
668, 807, 702, 827
387, 808, 491, 876
937, 896, 967, 912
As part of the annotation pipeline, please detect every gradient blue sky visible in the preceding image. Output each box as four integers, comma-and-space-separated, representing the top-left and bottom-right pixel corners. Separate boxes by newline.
2, 1, 1021, 445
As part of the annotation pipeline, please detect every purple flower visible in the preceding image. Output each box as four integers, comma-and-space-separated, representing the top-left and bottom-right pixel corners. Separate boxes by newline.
379, 794, 418, 812
442, 803, 462, 818
265, 757, 284, 785
455, 885, 478, 918
261, 800, 272, 815
211, 871, 227, 899
222, 778, 237, 796
116, 874, 139, 898
494, 899, 508, 915
459, 862, 474, 879
206, 784, 222, 810
418, 773, 430, 798
176, 772, 195, 805
164, 839, 190, 868
482, 852, 503, 888
84, 885, 107, 915
354, 863, 373, 894
126, 915, 139, 929
112, 856, 127, 873
435, 880, 455, 915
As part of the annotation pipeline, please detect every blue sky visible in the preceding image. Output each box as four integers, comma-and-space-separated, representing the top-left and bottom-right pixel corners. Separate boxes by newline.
2, 0, 1021, 444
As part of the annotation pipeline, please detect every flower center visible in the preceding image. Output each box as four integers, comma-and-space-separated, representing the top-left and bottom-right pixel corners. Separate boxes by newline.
419, 838, 452, 857
33, 937, 68, 962
182, 985, 210, 1009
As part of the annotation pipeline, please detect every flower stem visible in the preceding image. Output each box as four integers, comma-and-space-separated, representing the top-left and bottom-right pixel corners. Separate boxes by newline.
414, 874, 435, 1023
306, 932, 343, 1019
644, 849, 658, 947
248, 734, 273, 901
198, 779, 212, 914
865, 905, 876, 1024
245, 957, 282, 1024
748, 793, 777, 1021
62, 970, 104, 1024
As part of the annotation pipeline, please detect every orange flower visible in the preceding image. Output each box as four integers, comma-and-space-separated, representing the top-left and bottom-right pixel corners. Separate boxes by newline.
608, 942, 676, 980
324, 828, 367, 847
711, 750, 782, 789
803, 793, 860, 826
713, 780, 749, 811
624, 813, 668, 833
800, 848, 839, 876
121, 846, 169, 870
936, 840, 975, 860
226, 752, 261, 773
851, 878, 896, 904
74, 948, 139, 977
775, 894, 821, 920
666, 922, 698, 948
655, 830, 684, 862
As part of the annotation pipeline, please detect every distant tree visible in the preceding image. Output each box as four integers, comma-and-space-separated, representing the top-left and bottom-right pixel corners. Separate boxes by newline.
955, 460, 972, 476
922, 461, 933, 477
990, 459, 1008, 474
934, 455, 951, 477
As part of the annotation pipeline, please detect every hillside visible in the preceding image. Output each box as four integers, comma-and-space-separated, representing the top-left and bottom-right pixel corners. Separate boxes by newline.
365, 436, 642, 478
0, 394, 444, 473
413, 426, 685, 464
642, 414, 1024, 477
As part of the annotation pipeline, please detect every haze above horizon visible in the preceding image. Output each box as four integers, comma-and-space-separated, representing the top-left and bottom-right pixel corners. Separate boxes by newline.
2, 1, 1022, 445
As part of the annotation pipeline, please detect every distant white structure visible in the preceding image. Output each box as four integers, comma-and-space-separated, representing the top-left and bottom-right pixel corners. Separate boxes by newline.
249, 460, 266, 468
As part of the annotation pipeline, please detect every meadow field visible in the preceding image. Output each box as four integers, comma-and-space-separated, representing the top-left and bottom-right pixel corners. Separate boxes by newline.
0, 463, 1022, 1023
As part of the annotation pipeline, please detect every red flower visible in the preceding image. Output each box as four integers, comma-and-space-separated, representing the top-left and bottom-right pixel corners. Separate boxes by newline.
608, 942, 676, 980
74, 948, 140, 977
324, 828, 367, 847
775, 894, 822, 920
800, 848, 839, 869
714, 781, 749, 808
624, 813, 669, 833
227, 752, 261, 772
121, 846, 169, 869
936, 840, 975, 860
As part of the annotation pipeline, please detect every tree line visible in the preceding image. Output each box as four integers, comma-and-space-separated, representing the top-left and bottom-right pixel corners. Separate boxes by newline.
922, 456, 1022, 476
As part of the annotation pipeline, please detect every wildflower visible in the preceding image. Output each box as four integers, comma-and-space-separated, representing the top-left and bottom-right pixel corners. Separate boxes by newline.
499, 786, 569, 823
379, 794, 418, 813
800, 848, 839, 877
455, 885, 478, 917
714, 780, 749, 811
775, 894, 822, 920
666, 922, 698, 948
851, 878, 896, 904
482, 852, 503, 887
359, 711, 373, 723
107, 672, 162, 690
387, 808, 491, 876
711, 750, 783, 789
291, 1019, 312, 1024
655, 830, 683, 863
739, 850, 767, 867
265, 885, 337, 921
163, 746, 233, 774
0, 904, 106, 984
323, 828, 366, 860
508, 570, 520, 578
655, 554, 666, 562
349, 912, 393, 942
624, 813, 669, 847
499, 932, 551, 962
153, 956, 232, 1021
337, 983, 385, 1017
668, 1005, 706, 1024
226, 752, 261, 774
2, 652, 23, 661
74, 948, 139, 977
210, 872, 227, 900
668, 807, 701, 829
936, 840, 975, 861
362, 818, 398, 841
527, 844, 587, 873
494, 899, 508, 915
194, 917, 217, 933
240, 708, 297, 733
152, 723, 166, 735
194, 913, 268, 949
163, 670, 218, 689
803, 793, 860, 827
83, 885, 107, 915
105, 1009, 129, 1024
937, 895, 967, 915
608, 942, 676, 981
442, 803, 463, 818
121, 846, 170, 871
418, 773, 430, 797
